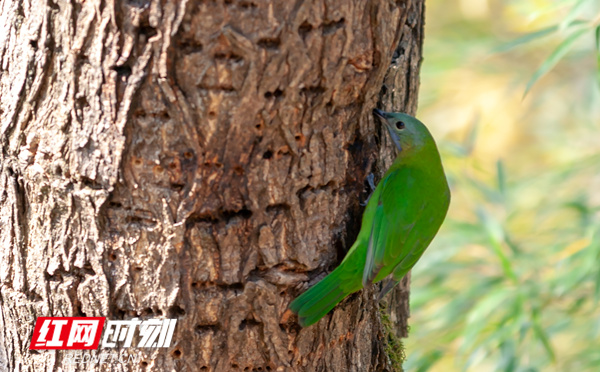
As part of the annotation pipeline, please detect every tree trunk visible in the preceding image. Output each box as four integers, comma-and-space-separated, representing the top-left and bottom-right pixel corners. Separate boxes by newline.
0, 0, 424, 371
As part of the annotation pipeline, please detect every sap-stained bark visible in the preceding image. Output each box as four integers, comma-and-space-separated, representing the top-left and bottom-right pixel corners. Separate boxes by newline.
0, 0, 424, 371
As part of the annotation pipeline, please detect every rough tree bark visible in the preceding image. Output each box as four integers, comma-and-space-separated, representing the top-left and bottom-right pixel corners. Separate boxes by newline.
0, 0, 424, 371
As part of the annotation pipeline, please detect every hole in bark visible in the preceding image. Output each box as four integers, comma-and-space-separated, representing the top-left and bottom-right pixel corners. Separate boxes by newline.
184, 151, 194, 159
112, 65, 132, 77
169, 305, 186, 318
239, 1, 256, 9
208, 111, 217, 119
115, 308, 126, 319
243, 368, 250, 371
191, 281, 199, 288
257, 38, 280, 50
233, 166, 244, 175
171, 348, 182, 358
142, 308, 153, 316
264, 89, 283, 99
381, 84, 388, 95
294, 133, 306, 147
232, 364, 239, 369
239, 318, 260, 331
215, 162, 223, 168
223, 207, 252, 220
255, 123, 262, 130
300, 86, 326, 96
215, 52, 242, 61
201, 367, 209, 371
322, 18, 345, 35
82, 176, 102, 190
134, 267, 143, 272
109, 253, 117, 261
266, 204, 290, 214
178, 39, 203, 54
60, 303, 81, 326
140, 25, 158, 38
171, 183, 185, 191
263, 150, 273, 159
299, 21, 313, 40
140, 361, 148, 368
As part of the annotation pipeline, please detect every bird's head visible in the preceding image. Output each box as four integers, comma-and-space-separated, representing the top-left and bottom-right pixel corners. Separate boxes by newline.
372, 109, 434, 154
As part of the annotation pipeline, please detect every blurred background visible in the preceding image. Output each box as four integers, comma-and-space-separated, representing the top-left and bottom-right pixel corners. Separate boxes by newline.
404, 0, 600, 371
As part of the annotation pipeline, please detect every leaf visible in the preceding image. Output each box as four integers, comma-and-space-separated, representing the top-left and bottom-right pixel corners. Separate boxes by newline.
465, 288, 511, 325
532, 312, 556, 362
524, 28, 589, 97
497, 159, 506, 197
559, 0, 592, 32
595, 25, 600, 86
493, 20, 587, 54
413, 350, 444, 372
498, 340, 518, 372
476, 207, 518, 281
463, 112, 480, 156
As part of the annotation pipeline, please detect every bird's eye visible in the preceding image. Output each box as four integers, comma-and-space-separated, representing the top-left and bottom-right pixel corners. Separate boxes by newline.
395, 121, 405, 130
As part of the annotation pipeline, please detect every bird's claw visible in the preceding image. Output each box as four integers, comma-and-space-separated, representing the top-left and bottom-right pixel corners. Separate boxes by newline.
367, 173, 376, 191
360, 173, 376, 206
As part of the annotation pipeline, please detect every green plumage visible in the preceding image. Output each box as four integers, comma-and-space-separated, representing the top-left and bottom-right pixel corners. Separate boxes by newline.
289, 109, 451, 327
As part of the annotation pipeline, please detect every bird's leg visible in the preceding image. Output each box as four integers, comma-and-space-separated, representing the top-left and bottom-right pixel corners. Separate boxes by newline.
377, 278, 399, 301
360, 173, 376, 206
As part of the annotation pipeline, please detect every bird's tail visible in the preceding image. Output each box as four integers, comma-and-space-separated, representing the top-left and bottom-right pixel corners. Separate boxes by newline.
289, 267, 356, 327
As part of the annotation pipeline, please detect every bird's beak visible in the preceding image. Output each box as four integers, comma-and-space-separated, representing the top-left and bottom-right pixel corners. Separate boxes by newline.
373, 108, 402, 151
373, 108, 394, 130
372, 108, 390, 120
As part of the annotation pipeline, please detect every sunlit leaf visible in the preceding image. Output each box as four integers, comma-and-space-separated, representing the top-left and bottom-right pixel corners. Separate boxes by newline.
493, 20, 587, 53
496, 159, 506, 197
463, 112, 480, 156
595, 25, 600, 85
524, 28, 588, 97
559, 0, 593, 32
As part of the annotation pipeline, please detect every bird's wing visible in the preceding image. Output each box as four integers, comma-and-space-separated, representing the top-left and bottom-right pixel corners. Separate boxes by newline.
362, 166, 428, 286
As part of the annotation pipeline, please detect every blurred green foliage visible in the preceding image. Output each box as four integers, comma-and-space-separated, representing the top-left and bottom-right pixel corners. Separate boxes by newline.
405, 0, 600, 371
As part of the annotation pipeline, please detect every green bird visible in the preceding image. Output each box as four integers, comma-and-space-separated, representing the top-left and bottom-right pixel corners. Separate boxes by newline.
289, 109, 451, 327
